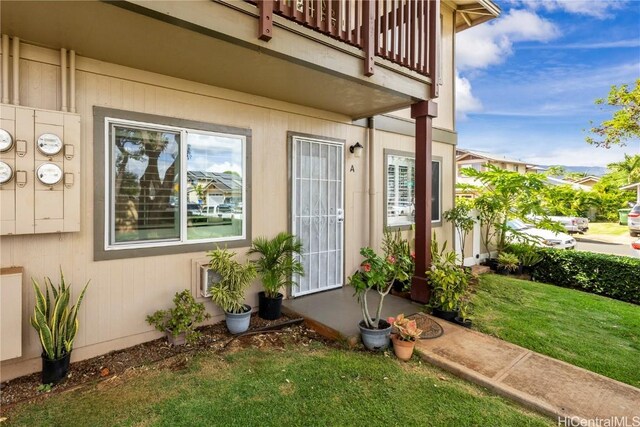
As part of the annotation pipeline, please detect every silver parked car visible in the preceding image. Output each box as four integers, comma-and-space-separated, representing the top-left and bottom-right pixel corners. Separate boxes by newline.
628, 204, 640, 237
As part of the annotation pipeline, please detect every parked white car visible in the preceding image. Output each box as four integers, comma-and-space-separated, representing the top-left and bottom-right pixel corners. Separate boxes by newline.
507, 219, 576, 249
632, 239, 640, 258
530, 215, 589, 234
628, 204, 640, 237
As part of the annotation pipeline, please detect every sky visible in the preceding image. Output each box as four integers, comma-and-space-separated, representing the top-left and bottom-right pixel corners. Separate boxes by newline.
455, 0, 640, 168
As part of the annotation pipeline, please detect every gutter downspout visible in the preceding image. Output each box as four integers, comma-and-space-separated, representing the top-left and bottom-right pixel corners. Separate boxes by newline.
368, 117, 376, 248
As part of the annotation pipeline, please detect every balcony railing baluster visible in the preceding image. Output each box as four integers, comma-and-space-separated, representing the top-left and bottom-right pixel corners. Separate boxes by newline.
249, 0, 437, 84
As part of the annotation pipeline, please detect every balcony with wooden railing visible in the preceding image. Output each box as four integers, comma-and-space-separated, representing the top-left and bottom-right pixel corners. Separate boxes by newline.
247, 0, 440, 98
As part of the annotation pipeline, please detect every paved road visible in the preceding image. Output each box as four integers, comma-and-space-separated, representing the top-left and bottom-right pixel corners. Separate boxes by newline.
575, 238, 635, 257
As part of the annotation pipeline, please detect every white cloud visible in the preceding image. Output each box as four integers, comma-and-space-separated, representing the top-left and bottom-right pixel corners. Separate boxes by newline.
455, 72, 483, 119
509, 0, 627, 19
207, 161, 242, 174
456, 9, 560, 71
455, 9, 560, 121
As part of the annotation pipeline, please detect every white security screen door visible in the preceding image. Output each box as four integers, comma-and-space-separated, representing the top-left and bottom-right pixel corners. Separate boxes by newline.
291, 136, 344, 297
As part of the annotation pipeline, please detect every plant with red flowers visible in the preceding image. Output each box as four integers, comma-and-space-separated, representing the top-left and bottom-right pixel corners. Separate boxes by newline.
388, 313, 423, 341
348, 247, 410, 329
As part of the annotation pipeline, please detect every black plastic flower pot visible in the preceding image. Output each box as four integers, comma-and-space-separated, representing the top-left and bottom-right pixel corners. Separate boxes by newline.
41, 352, 71, 385
483, 258, 499, 271
454, 317, 473, 328
431, 308, 459, 322
392, 279, 411, 293
258, 291, 283, 320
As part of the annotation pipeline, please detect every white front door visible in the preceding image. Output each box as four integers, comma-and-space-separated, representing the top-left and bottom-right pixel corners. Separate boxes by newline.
291, 136, 344, 297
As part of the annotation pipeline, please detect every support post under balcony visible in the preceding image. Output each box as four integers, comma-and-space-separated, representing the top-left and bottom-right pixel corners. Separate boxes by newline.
410, 100, 438, 304
363, 0, 375, 76
258, 0, 274, 41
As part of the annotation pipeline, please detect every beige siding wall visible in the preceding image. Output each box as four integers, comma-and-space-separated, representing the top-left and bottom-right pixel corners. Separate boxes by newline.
434, 3, 456, 132
0, 43, 454, 380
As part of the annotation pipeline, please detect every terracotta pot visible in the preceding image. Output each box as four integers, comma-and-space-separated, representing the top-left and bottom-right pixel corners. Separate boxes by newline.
391, 334, 416, 361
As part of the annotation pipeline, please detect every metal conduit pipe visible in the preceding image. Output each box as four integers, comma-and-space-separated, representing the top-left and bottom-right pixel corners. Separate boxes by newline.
69, 50, 76, 113
11, 36, 19, 106
367, 117, 376, 248
60, 48, 67, 112
1, 35, 9, 104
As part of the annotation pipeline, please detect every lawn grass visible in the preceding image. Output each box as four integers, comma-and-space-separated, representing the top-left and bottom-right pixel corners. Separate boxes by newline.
471, 274, 640, 387
5, 345, 552, 426
588, 222, 628, 236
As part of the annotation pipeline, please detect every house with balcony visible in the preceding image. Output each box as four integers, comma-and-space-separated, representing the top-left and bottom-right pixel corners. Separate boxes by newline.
0, 0, 499, 380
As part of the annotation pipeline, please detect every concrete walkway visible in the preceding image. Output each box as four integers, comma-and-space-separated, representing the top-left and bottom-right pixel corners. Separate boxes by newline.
283, 289, 640, 422
414, 313, 640, 422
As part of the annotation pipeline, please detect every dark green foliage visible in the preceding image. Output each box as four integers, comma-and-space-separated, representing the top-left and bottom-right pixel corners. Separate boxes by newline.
146, 290, 211, 344
248, 232, 304, 298
532, 249, 640, 304
505, 243, 542, 267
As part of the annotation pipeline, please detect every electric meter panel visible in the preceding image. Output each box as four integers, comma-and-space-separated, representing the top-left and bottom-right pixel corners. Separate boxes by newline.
0, 129, 13, 152
1, 105, 81, 236
0, 161, 13, 184
36, 163, 63, 185
37, 133, 63, 156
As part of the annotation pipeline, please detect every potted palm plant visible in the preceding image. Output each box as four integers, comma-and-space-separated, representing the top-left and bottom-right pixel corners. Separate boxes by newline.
31, 270, 89, 384
207, 248, 257, 334
388, 313, 423, 361
348, 247, 410, 351
248, 232, 304, 320
146, 290, 210, 345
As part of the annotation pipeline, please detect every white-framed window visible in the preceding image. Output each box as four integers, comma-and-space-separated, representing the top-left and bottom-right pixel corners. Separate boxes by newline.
104, 118, 247, 251
384, 151, 442, 228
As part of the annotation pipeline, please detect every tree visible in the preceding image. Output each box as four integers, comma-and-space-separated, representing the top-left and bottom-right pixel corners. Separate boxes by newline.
608, 154, 640, 185
461, 165, 550, 254
586, 79, 640, 148
543, 165, 566, 177
443, 199, 475, 266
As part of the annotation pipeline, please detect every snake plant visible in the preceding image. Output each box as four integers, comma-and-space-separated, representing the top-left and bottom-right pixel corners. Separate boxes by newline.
30, 270, 89, 360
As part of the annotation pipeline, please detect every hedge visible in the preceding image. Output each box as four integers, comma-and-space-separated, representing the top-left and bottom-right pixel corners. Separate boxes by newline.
531, 249, 640, 305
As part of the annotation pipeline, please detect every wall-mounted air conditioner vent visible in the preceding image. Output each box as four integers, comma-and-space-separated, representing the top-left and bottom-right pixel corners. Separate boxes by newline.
199, 265, 221, 298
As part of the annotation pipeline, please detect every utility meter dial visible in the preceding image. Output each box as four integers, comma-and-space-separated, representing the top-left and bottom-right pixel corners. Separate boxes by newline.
37, 133, 63, 156
0, 129, 13, 152
0, 161, 13, 184
36, 163, 63, 185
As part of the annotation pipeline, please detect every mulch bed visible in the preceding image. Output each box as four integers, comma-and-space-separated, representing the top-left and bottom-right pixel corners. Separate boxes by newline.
0, 314, 333, 412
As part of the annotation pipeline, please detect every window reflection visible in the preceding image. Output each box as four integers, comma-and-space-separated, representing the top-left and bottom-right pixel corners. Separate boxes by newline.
186, 133, 244, 240
112, 126, 180, 243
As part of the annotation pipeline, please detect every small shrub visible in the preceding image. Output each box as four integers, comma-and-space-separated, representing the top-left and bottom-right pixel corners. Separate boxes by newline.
505, 243, 542, 267
497, 252, 520, 273
532, 249, 640, 304
146, 290, 211, 344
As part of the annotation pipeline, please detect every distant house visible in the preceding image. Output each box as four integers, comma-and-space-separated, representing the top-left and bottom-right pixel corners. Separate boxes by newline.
573, 176, 601, 188
187, 171, 242, 206
456, 149, 529, 176
545, 176, 592, 192
455, 149, 593, 193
